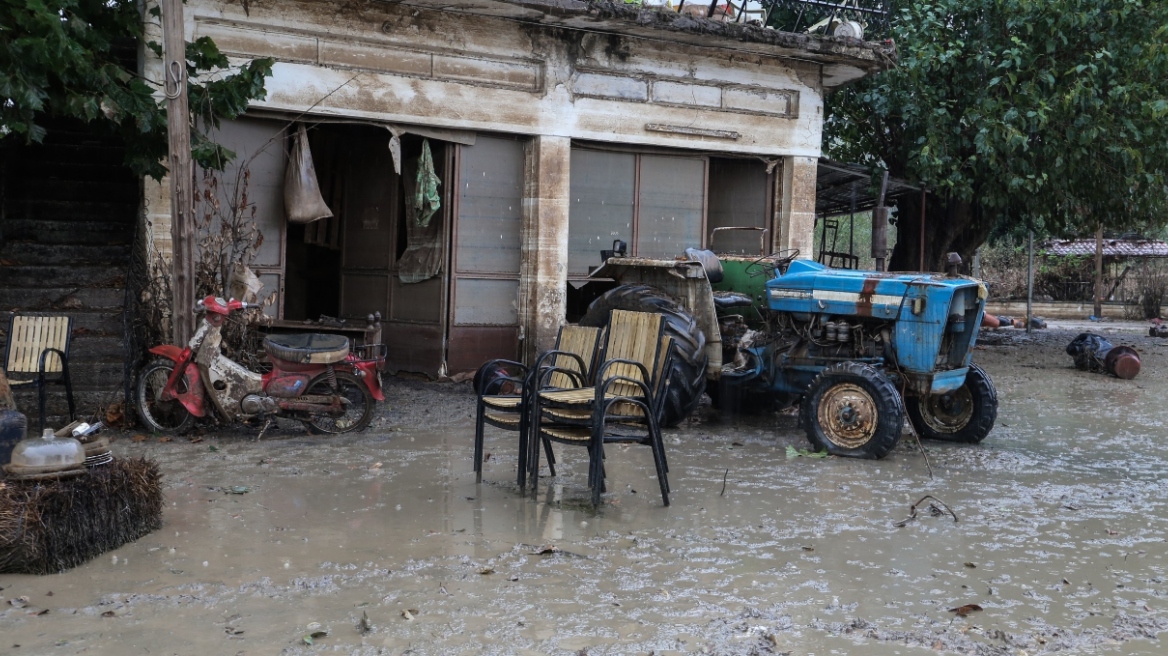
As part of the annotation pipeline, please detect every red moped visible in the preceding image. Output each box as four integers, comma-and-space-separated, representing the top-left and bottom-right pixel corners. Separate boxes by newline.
136, 295, 386, 435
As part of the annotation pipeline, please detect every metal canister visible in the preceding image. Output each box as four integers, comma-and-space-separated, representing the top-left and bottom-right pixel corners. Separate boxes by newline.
1104, 346, 1141, 380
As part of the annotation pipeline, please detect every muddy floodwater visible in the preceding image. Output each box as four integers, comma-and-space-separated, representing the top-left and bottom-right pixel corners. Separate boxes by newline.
4, 327, 1168, 655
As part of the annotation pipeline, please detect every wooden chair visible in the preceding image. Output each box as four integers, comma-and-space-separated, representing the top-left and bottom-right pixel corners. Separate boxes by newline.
3, 315, 75, 432
529, 310, 673, 506
472, 325, 602, 486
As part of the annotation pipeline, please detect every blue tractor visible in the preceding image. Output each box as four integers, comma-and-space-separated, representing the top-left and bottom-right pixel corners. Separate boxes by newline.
580, 234, 998, 459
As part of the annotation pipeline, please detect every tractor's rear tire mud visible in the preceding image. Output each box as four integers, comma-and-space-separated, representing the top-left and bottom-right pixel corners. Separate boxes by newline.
800, 361, 902, 459
906, 363, 998, 443
581, 284, 707, 427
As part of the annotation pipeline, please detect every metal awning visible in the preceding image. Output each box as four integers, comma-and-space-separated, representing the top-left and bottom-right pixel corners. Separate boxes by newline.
816, 159, 919, 217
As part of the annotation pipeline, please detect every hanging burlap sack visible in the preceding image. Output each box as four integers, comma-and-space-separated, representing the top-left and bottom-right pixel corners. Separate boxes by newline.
284, 123, 333, 224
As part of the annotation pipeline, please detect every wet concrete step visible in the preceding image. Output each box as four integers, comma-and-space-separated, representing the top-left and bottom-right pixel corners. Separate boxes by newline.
0, 242, 132, 266
9, 178, 139, 205
0, 309, 124, 335
1, 218, 134, 244
0, 265, 125, 289
5, 360, 125, 390
11, 389, 126, 429
0, 286, 125, 310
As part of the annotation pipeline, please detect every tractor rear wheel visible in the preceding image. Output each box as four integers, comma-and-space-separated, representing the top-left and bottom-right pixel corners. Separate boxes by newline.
905, 363, 997, 443
801, 362, 902, 459
581, 284, 707, 427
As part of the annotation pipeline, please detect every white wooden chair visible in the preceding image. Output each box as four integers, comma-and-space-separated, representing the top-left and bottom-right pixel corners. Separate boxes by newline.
3, 315, 75, 431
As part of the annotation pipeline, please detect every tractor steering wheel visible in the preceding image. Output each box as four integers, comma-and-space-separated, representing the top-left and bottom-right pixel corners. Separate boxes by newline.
745, 249, 800, 278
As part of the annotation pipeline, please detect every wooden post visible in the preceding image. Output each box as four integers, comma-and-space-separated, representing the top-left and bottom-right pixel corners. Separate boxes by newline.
1026, 230, 1034, 334
162, 0, 195, 345
918, 187, 926, 271
1094, 224, 1104, 318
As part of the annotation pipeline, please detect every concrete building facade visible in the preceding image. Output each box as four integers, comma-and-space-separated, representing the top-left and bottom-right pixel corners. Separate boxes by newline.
143, 0, 892, 377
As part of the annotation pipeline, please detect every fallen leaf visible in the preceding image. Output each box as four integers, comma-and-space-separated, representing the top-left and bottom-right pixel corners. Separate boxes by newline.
131, 434, 148, 443
45, 591, 53, 597
801, 546, 815, 552
101, 610, 116, 618
301, 630, 328, 645
158, 437, 173, 443
483, 453, 491, 462
226, 486, 249, 495
786, 445, 830, 459
208, 446, 218, 452
732, 442, 744, 447
535, 545, 560, 555
948, 604, 983, 617
369, 462, 382, 470
479, 567, 495, 575
36, 609, 49, 616
1062, 578, 1071, 585
964, 562, 977, 568
401, 609, 415, 621
189, 436, 203, 443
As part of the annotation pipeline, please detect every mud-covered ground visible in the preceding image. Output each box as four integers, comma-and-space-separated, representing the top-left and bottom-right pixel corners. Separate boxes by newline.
4, 326, 1168, 655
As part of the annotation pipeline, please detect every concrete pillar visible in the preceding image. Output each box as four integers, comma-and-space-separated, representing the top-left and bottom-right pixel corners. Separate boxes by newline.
774, 155, 818, 258
519, 135, 571, 363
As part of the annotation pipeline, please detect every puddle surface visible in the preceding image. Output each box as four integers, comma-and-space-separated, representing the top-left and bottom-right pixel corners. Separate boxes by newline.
2, 329, 1167, 654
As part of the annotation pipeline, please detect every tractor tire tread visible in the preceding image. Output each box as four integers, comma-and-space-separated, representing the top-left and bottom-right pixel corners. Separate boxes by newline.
581, 284, 707, 427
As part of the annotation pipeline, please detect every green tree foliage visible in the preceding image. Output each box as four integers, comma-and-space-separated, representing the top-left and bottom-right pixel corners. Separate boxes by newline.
819, 0, 1168, 268
0, 0, 273, 179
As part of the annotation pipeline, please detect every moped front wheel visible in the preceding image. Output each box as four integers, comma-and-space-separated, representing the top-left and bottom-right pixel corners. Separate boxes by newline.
136, 359, 194, 434
303, 371, 375, 434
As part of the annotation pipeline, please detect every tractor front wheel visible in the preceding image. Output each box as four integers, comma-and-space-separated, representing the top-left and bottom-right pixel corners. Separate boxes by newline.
906, 363, 997, 443
801, 362, 903, 459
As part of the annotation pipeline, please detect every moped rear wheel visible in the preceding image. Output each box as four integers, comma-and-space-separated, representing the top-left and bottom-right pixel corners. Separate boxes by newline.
303, 371, 375, 434
136, 359, 194, 434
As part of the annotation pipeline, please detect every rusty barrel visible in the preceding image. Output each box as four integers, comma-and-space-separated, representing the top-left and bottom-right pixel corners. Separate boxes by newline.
1104, 346, 1141, 379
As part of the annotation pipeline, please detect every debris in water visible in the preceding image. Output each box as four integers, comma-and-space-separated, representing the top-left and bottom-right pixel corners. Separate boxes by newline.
225, 486, 249, 495
357, 610, 372, 635
479, 566, 495, 575
895, 495, 958, 527
948, 604, 983, 617
369, 462, 382, 470
401, 609, 418, 620
131, 434, 147, 443
964, 562, 977, 568
8, 596, 28, 608
101, 610, 116, 618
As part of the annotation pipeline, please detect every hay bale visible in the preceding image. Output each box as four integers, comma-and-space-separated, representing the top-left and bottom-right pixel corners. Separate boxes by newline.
0, 457, 163, 574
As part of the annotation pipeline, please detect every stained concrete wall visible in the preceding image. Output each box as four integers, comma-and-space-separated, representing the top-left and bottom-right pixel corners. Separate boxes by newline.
144, 0, 876, 363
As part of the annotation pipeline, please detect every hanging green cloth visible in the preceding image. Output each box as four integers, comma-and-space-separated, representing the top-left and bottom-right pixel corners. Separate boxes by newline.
413, 139, 441, 228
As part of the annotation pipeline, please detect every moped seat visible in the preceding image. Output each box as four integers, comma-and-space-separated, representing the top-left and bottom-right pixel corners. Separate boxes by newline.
263, 333, 350, 365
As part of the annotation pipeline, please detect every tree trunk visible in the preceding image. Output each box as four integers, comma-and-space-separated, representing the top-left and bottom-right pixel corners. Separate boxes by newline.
888, 193, 993, 273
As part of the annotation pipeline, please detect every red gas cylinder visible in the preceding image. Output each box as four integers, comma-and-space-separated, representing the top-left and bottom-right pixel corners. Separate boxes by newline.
1104, 346, 1141, 380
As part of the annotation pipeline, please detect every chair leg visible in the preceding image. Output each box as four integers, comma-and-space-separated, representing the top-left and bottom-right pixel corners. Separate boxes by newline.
527, 411, 542, 493
650, 420, 671, 500
589, 442, 604, 507
61, 356, 75, 422
542, 435, 557, 477
517, 406, 530, 489
474, 404, 486, 483
36, 375, 46, 434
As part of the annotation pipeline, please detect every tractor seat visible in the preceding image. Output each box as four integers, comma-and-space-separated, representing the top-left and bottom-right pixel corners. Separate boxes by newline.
685, 248, 724, 283
263, 333, 350, 364
712, 290, 754, 310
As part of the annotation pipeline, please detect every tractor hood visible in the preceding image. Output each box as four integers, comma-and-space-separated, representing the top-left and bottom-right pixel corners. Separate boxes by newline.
766, 259, 986, 320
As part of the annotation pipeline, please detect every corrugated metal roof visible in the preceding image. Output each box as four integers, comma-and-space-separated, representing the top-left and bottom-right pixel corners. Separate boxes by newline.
1042, 239, 1168, 257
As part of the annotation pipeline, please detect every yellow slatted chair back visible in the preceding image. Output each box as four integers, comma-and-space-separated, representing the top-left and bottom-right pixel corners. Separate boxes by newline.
547, 325, 601, 389
6, 315, 70, 375
602, 310, 663, 398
